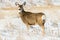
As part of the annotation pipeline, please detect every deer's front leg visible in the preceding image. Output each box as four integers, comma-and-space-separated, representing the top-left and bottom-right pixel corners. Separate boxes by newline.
26, 24, 30, 30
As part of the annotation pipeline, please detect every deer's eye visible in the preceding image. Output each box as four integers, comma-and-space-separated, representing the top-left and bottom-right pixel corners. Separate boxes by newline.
19, 9, 21, 10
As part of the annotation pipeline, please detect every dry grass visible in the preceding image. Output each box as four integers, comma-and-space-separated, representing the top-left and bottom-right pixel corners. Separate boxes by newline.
0, 7, 18, 10
0, 5, 60, 10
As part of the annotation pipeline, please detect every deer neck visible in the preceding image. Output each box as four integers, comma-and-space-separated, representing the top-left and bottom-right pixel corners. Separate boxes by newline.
20, 7, 25, 13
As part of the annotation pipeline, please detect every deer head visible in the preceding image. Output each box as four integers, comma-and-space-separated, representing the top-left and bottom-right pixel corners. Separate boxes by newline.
15, 2, 26, 10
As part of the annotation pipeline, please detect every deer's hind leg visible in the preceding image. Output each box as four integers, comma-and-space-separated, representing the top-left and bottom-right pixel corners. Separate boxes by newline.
37, 17, 45, 36
40, 25, 45, 36
38, 23, 45, 36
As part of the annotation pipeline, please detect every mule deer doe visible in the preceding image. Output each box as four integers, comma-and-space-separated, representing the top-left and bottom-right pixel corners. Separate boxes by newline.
15, 2, 46, 35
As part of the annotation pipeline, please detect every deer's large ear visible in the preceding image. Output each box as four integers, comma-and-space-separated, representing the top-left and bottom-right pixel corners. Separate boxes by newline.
23, 2, 26, 5
15, 2, 19, 6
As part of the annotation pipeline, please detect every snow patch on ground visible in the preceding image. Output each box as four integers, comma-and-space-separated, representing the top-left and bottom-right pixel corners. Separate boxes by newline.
0, 16, 60, 40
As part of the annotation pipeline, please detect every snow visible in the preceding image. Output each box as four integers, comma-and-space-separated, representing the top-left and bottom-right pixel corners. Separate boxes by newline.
0, 14, 59, 40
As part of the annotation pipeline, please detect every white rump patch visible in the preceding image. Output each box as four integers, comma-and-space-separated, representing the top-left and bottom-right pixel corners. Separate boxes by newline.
42, 15, 46, 20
